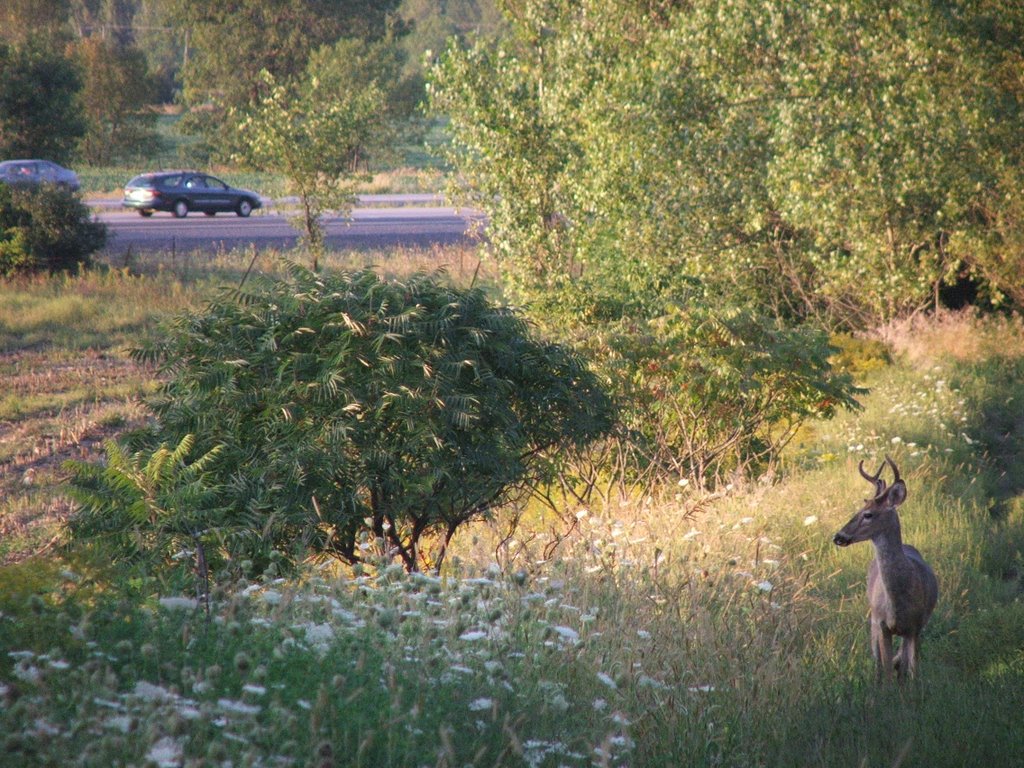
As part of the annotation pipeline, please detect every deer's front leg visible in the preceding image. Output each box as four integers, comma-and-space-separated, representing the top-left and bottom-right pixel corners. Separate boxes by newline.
871, 620, 894, 683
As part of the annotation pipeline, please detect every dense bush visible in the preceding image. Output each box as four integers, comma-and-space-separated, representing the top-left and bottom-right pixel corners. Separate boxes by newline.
0, 185, 107, 276
67, 266, 613, 576
576, 301, 861, 488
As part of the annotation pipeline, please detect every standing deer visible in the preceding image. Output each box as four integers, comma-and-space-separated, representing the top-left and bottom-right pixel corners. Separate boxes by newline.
833, 456, 939, 681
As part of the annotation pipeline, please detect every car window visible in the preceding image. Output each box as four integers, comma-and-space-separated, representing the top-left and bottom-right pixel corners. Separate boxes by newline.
185, 176, 207, 189
162, 175, 183, 187
205, 176, 229, 190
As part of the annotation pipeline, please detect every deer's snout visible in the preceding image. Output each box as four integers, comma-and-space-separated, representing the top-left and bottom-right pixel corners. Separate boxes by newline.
833, 532, 852, 547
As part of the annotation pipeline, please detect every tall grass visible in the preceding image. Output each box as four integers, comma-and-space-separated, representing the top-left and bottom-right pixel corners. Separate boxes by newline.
0, 273, 1022, 766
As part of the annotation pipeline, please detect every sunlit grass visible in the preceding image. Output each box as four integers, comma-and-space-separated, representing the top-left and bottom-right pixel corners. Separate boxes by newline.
0, 265, 1022, 766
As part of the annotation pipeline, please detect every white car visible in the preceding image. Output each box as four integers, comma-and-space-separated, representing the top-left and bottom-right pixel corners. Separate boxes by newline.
0, 159, 81, 191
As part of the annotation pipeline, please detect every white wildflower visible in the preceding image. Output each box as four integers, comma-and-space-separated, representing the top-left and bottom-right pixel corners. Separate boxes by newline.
596, 672, 617, 690
158, 597, 198, 612
217, 698, 262, 716
682, 528, 701, 542
689, 685, 715, 693
755, 580, 774, 593
551, 626, 579, 643
146, 736, 183, 768
303, 622, 335, 653
891, 436, 902, 444
133, 681, 176, 702
33, 718, 60, 737
468, 698, 493, 712
242, 684, 267, 696
459, 630, 487, 642
261, 590, 283, 606
637, 675, 669, 690
105, 715, 133, 734
13, 665, 41, 684
803, 515, 818, 526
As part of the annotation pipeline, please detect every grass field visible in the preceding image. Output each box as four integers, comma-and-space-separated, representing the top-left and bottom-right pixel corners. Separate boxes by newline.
1, 250, 1022, 767
76, 114, 450, 199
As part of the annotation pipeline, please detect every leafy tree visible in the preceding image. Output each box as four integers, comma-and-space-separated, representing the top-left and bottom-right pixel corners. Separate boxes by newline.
78, 266, 613, 575
427, 0, 881, 484
0, 1, 71, 46
233, 52, 386, 268
430, 0, 1024, 328
0, 185, 107, 276
163, 0, 403, 160
0, 40, 85, 163
72, 37, 159, 164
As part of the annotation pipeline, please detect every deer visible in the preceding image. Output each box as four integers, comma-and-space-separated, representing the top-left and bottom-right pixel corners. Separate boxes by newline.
833, 456, 939, 682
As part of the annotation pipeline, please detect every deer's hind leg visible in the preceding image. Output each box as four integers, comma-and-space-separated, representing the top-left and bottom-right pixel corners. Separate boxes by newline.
895, 634, 919, 681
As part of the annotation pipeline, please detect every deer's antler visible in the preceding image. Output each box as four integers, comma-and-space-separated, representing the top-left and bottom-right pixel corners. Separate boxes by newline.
885, 455, 901, 484
859, 459, 887, 499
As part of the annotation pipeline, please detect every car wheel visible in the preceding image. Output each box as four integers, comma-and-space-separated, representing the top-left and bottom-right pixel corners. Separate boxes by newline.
139, 209, 153, 217
173, 200, 189, 218
236, 199, 253, 218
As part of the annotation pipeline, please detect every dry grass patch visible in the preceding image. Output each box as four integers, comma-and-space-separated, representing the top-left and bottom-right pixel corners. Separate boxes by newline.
876, 308, 1024, 367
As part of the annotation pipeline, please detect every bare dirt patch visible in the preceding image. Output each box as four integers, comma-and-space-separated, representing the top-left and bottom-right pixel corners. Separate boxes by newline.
0, 348, 153, 564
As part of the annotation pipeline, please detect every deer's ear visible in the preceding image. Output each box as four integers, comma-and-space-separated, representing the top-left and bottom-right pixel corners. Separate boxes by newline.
886, 479, 907, 507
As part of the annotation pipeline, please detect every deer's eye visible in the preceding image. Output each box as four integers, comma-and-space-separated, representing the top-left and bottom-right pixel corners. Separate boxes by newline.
862, 512, 875, 520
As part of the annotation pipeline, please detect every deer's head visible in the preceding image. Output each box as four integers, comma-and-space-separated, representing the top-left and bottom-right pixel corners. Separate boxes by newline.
833, 456, 907, 547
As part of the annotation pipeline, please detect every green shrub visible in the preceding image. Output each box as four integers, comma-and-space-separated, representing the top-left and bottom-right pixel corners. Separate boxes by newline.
0, 184, 106, 276
67, 266, 613, 576
589, 304, 862, 487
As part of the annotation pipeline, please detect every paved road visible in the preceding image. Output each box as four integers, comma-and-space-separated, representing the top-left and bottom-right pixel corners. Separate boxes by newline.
97, 199, 484, 255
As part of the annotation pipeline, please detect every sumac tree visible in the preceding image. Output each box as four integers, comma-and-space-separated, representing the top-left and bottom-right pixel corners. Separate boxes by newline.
70, 267, 613, 576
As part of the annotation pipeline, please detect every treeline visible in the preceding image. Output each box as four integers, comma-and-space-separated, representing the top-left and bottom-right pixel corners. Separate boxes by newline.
428, 0, 1024, 488
0, 0, 501, 166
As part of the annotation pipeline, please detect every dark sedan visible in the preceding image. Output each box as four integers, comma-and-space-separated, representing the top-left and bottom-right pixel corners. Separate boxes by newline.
0, 159, 80, 191
122, 171, 262, 218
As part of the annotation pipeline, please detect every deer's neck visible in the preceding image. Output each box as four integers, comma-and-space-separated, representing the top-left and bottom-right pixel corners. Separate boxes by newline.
871, 521, 916, 590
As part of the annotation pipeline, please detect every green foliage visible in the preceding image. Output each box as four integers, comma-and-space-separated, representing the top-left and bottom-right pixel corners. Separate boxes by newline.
590, 304, 861, 485
164, 0, 403, 161
429, 0, 1024, 327
0, 184, 106, 276
828, 334, 893, 377
0, 38, 84, 162
427, 0, 1022, 484
72, 37, 160, 165
233, 59, 386, 265
95, 266, 612, 574
65, 435, 224, 583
